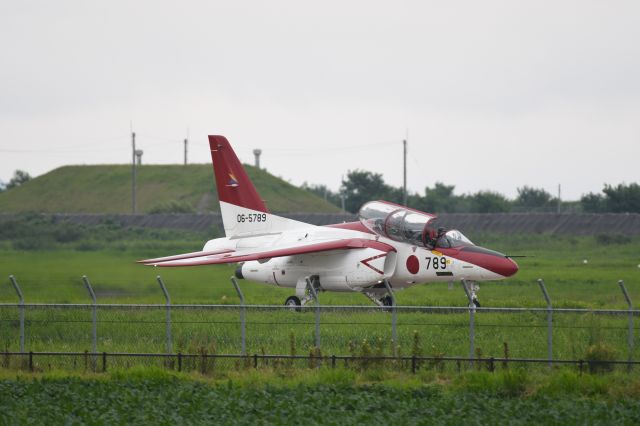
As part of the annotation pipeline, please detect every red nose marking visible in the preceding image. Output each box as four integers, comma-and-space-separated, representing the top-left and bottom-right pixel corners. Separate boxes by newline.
479, 255, 519, 277
439, 246, 519, 278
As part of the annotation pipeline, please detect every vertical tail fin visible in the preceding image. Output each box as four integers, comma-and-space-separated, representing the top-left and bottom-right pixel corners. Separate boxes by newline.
209, 135, 311, 237
209, 135, 268, 213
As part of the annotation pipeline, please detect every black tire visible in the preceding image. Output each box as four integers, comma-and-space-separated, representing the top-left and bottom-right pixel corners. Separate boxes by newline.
381, 295, 393, 307
285, 296, 302, 312
473, 299, 481, 308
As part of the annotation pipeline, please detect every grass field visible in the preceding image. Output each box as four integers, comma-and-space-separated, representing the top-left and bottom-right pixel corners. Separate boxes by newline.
0, 233, 638, 363
0, 164, 340, 214
1, 233, 638, 306
1, 369, 639, 424
1, 231, 639, 423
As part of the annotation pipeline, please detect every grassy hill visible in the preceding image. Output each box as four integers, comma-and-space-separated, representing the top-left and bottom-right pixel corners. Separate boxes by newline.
0, 164, 341, 214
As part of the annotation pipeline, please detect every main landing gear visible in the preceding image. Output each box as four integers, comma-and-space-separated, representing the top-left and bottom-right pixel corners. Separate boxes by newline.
284, 276, 320, 311
362, 280, 395, 307
285, 296, 302, 311
362, 292, 394, 307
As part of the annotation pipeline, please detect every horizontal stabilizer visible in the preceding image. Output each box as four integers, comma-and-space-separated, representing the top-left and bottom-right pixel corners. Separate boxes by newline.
137, 248, 235, 264
140, 238, 395, 267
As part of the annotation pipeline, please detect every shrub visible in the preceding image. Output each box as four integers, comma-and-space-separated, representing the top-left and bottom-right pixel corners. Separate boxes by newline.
454, 370, 528, 397
76, 241, 100, 251
584, 343, 617, 373
53, 225, 84, 243
12, 236, 54, 250
148, 200, 195, 214
595, 233, 631, 245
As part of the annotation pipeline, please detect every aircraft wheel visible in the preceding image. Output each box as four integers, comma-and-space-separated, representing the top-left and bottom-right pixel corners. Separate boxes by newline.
381, 295, 393, 307
472, 299, 481, 308
285, 296, 302, 312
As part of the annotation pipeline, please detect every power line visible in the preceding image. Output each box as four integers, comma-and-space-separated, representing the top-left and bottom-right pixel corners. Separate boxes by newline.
266, 140, 402, 153
0, 134, 129, 153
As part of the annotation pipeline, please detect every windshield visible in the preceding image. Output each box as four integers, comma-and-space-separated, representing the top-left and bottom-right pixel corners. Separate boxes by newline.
435, 229, 474, 248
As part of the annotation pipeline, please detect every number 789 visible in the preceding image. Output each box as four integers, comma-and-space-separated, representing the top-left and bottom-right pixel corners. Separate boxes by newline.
425, 257, 447, 270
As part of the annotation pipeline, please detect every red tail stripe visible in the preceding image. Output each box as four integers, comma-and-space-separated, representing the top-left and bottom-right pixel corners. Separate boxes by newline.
209, 135, 269, 213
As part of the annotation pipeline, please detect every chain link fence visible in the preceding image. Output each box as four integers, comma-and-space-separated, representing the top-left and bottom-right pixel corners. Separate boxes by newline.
1, 276, 638, 374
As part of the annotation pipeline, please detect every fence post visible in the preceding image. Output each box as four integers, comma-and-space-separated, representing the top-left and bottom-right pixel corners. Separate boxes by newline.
383, 279, 397, 357
8, 275, 25, 353
81, 275, 97, 369
461, 279, 475, 367
306, 277, 320, 350
618, 280, 633, 371
230, 277, 246, 356
537, 279, 553, 368
156, 276, 172, 355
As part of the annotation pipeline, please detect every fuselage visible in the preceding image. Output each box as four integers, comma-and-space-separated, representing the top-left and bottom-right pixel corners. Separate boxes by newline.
203, 222, 518, 293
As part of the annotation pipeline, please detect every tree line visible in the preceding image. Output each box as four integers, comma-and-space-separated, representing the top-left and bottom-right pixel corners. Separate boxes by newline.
302, 170, 640, 214
0, 170, 31, 192
2, 168, 638, 214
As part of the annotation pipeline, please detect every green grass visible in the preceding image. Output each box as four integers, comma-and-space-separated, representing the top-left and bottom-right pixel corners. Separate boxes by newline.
1, 370, 639, 424
0, 164, 340, 213
1, 233, 638, 307
0, 233, 638, 364
0, 304, 635, 362
1, 232, 638, 423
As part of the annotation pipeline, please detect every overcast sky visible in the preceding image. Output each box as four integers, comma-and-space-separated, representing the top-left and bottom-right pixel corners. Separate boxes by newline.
1, 1, 638, 200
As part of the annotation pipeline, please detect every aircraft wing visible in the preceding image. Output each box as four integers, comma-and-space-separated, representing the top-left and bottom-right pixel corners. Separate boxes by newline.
139, 238, 395, 267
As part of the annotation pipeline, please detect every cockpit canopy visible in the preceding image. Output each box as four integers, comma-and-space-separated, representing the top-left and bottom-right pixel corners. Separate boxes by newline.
434, 229, 474, 248
358, 201, 473, 249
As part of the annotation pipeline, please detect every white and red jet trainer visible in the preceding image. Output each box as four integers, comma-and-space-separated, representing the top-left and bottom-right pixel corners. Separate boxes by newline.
140, 135, 518, 307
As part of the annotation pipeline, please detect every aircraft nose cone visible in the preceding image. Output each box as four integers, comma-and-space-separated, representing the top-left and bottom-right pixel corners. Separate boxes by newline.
502, 257, 519, 277
461, 246, 519, 278
481, 254, 519, 278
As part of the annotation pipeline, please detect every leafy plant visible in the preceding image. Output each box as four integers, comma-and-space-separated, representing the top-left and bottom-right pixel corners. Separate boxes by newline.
584, 343, 617, 374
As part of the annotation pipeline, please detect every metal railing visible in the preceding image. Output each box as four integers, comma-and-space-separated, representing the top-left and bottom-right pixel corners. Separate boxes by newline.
2, 351, 640, 375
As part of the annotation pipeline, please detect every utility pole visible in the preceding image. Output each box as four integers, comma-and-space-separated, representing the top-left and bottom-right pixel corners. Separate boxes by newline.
557, 184, 561, 214
340, 174, 346, 213
184, 138, 188, 165
131, 131, 136, 215
403, 139, 407, 206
